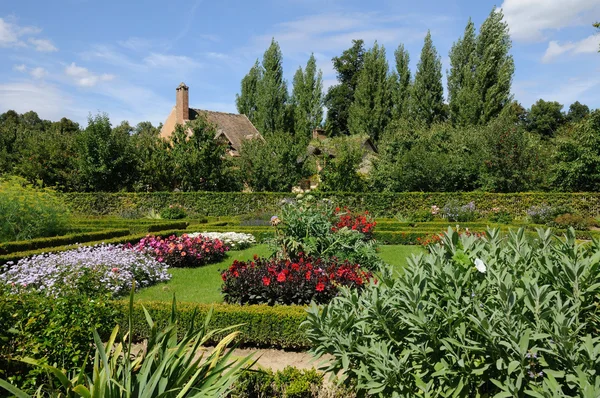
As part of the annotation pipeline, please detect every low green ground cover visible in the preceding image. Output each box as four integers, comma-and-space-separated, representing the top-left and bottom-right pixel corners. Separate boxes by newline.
134, 244, 424, 303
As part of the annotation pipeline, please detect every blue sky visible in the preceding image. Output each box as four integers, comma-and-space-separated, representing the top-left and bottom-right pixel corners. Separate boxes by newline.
0, 0, 599, 127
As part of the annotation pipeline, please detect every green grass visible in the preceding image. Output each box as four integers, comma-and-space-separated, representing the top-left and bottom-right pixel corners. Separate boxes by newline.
135, 244, 425, 304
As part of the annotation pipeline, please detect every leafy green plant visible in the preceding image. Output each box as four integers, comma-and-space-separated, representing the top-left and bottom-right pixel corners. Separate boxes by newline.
549, 213, 592, 230
0, 176, 70, 242
160, 204, 187, 220
228, 366, 324, 398
0, 288, 254, 397
488, 209, 513, 224
305, 227, 600, 397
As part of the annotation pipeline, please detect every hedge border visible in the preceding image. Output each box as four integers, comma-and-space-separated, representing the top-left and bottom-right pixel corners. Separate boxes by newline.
115, 301, 310, 349
61, 192, 600, 218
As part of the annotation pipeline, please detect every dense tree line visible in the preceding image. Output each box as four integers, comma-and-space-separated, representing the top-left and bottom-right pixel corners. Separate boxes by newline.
0, 14, 598, 193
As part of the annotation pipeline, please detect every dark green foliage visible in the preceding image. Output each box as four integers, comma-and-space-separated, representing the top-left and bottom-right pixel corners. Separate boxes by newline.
0, 289, 117, 391
75, 114, 138, 192
318, 138, 366, 192
238, 132, 308, 192
324, 40, 365, 136
392, 44, 411, 121
236, 60, 262, 124
290, 54, 323, 139
448, 19, 478, 126
526, 99, 566, 137
228, 367, 324, 398
567, 101, 590, 123
488, 210, 513, 224
116, 300, 310, 349
256, 39, 289, 134
130, 121, 173, 192
348, 42, 394, 142
410, 31, 446, 126
551, 110, 600, 191
159, 204, 187, 219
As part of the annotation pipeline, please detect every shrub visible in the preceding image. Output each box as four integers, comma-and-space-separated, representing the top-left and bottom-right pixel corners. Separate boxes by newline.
0, 289, 117, 392
229, 367, 324, 398
130, 233, 228, 268
160, 204, 187, 219
189, 231, 256, 250
550, 213, 591, 230
526, 204, 572, 224
441, 199, 479, 222
0, 244, 170, 297
0, 176, 70, 242
305, 228, 600, 396
488, 208, 513, 224
221, 255, 372, 306
407, 209, 435, 223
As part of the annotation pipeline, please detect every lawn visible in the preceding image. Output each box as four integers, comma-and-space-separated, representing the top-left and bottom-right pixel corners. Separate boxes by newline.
135, 244, 424, 304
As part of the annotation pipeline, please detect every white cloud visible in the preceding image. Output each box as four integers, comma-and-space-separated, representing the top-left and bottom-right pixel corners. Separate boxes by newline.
65, 62, 115, 87
0, 17, 45, 48
28, 37, 58, 52
143, 53, 201, 69
13, 63, 26, 72
542, 35, 600, 62
501, 0, 600, 42
30, 67, 47, 79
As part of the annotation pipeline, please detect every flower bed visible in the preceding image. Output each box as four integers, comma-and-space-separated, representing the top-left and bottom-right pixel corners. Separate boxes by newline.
130, 234, 228, 268
221, 255, 372, 305
188, 232, 256, 250
0, 244, 170, 297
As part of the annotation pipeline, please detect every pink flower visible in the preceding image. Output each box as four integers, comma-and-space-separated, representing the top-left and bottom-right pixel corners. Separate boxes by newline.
111, 267, 119, 273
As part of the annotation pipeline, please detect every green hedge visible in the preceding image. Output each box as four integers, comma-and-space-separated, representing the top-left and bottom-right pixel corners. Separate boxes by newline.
0, 229, 131, 255
0, 229, 188, 265
61, 192, 600, 218
116, 301, 310, 349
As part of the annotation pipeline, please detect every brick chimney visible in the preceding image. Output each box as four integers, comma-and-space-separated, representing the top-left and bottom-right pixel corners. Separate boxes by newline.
175, 82, 189, 125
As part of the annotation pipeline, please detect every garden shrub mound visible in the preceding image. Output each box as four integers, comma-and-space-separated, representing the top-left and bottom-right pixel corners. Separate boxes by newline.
305, 227, 600, 396
0, 176, 70, 242
221, 255, 372, 306
0, 244, 170, 297
130, 233, 228, 268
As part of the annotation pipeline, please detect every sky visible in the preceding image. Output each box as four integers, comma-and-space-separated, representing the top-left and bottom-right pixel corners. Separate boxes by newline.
0, 0, 599, 127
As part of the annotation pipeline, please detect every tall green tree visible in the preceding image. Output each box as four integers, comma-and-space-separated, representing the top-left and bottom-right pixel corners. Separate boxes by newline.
392, 44, 411, 120
348, 42, 394, 142
474, 8, 514, 124
410, 31, 445, 126
526, 99, 565, 137
75, 113, 138, 192
448, 19, 478, 126
568, 101, 590, 123
324, 40, 365, 136
236, 60, 262, 125
290, 54, 323, 139
255, 39, 288, 134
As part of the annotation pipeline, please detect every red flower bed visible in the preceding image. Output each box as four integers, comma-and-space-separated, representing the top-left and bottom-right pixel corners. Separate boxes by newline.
130, 234, 228, 268
332, 207, 376, 237
221, 255, 373, 305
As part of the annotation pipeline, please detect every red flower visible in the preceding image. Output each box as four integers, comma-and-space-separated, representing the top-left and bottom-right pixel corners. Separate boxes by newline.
316, 283, 325, 292
305, 271, 311, 280
262, 277, 271, 286
277, 272, 286, 282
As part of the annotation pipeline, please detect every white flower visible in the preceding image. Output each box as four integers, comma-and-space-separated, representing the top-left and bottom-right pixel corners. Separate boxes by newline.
474, 258, 487, 273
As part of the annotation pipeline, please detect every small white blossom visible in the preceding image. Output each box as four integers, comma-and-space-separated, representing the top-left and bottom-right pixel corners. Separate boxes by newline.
474, 258, 487, 273
188, 232, 256, 250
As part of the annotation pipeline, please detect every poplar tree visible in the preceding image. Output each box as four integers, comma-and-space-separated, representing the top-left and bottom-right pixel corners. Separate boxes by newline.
410, 31, 445, 126
447, 19, 478, 126
235, 60, 262, 125
474, 8, 514, 124
255, 38, 288, 134
348, 42, 393, 142
392, 44, 411, 120
290, 54, 323, 139
324, 40, 365, 136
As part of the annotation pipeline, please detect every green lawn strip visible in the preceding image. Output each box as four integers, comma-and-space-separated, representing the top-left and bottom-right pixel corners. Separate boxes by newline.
135, 244, 424, 304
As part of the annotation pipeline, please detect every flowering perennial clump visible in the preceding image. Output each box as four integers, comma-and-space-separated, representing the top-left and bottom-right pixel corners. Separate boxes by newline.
221, 255, 372, 305
188, 232, 256, 250
0, 244, 170, 297
131, 234, 228, 268
332, 207, 376, 237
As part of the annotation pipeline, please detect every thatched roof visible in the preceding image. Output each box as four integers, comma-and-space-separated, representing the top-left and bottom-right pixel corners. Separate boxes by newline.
189, 109, 263, 155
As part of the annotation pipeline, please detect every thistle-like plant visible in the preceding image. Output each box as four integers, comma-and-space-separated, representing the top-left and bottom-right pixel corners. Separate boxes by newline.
0, 285, 254, 397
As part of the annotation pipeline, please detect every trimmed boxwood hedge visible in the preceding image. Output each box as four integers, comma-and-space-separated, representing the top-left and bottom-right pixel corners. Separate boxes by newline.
0, 228, 131, 255
115, 301, 310, 349
61, 192, 600, 218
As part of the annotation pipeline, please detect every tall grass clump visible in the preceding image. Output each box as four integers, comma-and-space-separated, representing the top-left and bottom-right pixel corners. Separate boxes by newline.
0, 176, 70, 242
